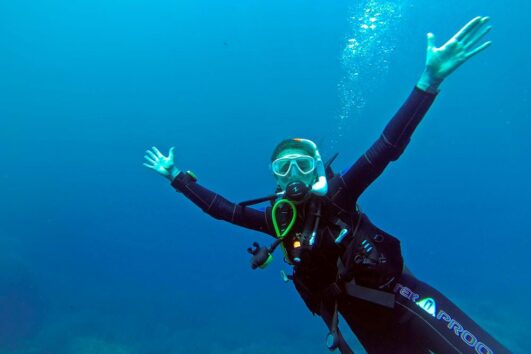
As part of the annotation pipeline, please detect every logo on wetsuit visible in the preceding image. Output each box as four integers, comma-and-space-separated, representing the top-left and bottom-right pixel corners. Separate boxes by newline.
416, 297, 437, 317
394, 283, 494, 354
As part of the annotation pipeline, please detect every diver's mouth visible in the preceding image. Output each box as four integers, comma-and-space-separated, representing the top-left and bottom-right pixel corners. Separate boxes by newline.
284, 181, 311, 202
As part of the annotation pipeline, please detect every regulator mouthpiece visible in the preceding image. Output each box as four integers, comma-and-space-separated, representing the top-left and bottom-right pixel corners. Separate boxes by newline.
285, 181, 310, 201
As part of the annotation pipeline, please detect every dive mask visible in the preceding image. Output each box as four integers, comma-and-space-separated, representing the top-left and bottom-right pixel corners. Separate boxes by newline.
272, 154, 316, 177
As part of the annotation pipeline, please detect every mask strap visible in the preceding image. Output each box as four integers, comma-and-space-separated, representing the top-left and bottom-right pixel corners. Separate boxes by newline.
293, 138, 328, 196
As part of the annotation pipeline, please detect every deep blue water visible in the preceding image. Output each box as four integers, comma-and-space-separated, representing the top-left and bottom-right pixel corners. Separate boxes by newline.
0, 0, 529, 353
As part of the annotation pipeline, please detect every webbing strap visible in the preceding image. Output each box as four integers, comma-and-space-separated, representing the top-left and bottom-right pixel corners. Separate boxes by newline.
337, 259, 396, 309
343, 281, 395, 308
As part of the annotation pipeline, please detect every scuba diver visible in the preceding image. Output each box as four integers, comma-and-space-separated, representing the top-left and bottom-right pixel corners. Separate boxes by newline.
144, 16, 509, 354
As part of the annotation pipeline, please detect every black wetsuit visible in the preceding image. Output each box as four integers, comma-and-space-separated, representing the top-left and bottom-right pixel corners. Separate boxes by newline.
170, 87, 509, 354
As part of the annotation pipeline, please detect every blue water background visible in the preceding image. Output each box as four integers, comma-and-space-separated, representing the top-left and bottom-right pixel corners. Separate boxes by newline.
0, 0, 529, 352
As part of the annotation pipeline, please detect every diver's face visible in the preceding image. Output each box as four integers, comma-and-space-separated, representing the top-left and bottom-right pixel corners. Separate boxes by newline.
272, 148, 316, 191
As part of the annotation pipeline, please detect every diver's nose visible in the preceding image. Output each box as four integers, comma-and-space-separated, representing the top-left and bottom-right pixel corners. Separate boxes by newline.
289, 164, 300, 177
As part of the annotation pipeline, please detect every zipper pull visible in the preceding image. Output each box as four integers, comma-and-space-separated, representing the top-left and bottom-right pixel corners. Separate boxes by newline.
335, 228, 349, 244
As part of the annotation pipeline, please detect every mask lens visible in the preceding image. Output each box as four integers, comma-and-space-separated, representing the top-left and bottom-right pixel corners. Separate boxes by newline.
272, 158, 292, 176
272, 155, 315, 176
295, 157, 315, 174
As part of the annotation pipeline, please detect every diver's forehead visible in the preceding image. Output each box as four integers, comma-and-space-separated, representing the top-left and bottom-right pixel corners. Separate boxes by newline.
277, 148, 309, 158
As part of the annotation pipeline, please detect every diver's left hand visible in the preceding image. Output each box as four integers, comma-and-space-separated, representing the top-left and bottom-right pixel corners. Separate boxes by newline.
417, 16, 492, 93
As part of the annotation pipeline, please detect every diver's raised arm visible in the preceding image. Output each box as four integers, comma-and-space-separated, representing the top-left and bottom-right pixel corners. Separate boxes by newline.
336, 17, 492, 206
143, 146, 272, 235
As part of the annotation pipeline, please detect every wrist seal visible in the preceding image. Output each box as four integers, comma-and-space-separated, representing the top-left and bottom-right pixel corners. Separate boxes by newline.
171, 170, 198, 191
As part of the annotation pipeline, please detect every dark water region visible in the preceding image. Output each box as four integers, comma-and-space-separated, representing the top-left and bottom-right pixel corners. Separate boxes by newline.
0, 0, 530, 353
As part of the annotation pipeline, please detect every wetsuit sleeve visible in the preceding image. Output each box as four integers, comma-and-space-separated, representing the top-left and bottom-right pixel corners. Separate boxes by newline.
339, 87, 437, 203
170, 172, 274, 236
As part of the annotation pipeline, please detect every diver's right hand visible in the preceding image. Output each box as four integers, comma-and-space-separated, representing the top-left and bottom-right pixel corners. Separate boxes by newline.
143, 146, 181, 181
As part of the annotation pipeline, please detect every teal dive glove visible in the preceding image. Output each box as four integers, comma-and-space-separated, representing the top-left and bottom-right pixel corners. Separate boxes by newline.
143, 146, 181, 181
417, 16, 492, 93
